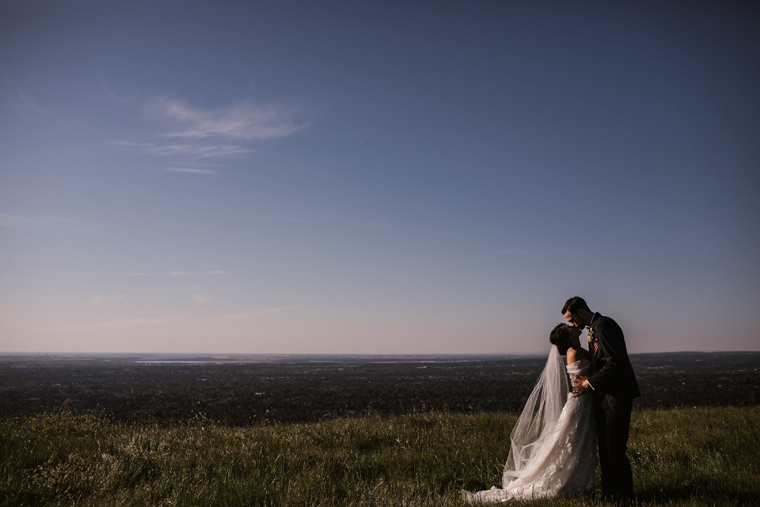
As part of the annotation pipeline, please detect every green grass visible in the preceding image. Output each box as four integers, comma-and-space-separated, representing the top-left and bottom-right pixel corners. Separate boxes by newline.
1, 406, 758, 506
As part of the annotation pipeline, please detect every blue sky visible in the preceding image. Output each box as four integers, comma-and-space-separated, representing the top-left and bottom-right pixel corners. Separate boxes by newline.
1, 1, 758, 354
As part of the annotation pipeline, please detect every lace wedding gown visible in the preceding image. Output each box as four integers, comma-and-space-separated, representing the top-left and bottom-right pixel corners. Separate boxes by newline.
464, 354, 596, 503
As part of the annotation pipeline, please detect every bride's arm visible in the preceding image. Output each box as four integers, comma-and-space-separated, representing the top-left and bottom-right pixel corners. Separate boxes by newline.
566, 347, 577, 366
568, 346, 592, 397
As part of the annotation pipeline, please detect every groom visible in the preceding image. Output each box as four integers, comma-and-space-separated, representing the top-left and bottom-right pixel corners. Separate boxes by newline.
563, 296, 640, 501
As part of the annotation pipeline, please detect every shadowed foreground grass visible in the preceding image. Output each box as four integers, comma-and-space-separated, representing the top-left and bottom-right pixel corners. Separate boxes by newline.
1, 406, 758, 506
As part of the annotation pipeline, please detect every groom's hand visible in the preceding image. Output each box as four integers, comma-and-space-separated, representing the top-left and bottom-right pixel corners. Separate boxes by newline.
572, 377, 589, 397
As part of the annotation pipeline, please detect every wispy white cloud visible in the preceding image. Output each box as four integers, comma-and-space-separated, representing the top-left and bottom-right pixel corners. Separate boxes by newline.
169, 270, 229, 276
163, 167, 221, 175
112, 97, 303, 164
0, 214, 97, 233
145, 98, 305, 140
192, 295, 211, 304
111, 141, 252, 158
108, 141, 254, 158
146, 144, 253, 158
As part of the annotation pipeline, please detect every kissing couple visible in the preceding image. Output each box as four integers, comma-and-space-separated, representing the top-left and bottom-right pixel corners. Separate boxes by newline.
463, 296, 640, 503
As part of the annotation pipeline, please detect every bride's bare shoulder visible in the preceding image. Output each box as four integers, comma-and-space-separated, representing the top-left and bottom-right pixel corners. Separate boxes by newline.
566, 347, 578, 365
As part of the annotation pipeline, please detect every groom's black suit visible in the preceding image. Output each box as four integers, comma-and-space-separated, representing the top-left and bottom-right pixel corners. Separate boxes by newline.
587, 313, 640, 500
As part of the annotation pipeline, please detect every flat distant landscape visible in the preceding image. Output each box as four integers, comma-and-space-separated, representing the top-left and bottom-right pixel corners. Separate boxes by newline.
1, 351, 757, 425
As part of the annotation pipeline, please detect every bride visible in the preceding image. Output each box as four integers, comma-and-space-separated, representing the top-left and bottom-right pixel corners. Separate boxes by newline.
463, 324, 597, 503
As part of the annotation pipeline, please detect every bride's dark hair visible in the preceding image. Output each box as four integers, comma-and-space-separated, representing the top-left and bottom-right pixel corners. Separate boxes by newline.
549, 323, 572, 355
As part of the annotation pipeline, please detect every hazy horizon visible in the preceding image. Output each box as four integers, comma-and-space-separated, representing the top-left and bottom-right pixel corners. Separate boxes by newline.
4, 349, 757, 360
2, 1, 758, 355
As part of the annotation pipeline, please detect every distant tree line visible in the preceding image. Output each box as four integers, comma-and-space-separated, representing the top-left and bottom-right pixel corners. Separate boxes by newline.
0, 352, 757, 425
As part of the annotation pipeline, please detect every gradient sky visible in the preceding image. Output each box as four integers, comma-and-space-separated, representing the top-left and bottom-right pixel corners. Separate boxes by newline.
1, 1, 758, 355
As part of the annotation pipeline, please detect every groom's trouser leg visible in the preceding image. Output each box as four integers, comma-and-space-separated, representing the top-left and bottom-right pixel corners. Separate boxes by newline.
597, 399, 634, 499
595, 405, 612, 497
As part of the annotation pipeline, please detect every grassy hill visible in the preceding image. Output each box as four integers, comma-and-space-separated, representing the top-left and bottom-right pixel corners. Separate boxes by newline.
1, 406, 758, 506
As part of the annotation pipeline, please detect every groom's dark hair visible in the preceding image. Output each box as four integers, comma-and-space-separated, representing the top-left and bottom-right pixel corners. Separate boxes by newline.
562, 296, 590, 315
550, 324, 573, 355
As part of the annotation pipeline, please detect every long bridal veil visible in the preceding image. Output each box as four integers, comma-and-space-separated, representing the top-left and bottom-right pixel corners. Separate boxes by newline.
464, 345, 596, 503
502, 346, 568, 486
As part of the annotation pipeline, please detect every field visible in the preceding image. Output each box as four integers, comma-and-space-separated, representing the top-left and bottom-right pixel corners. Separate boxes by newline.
2, 406, 758, 506
1, 352, 759, 506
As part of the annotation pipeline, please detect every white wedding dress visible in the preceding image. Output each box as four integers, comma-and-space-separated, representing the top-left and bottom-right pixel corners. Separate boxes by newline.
464, 349, 597, 503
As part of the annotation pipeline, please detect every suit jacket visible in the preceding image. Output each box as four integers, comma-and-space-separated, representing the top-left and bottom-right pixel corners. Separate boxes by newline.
588, 313, 640, 409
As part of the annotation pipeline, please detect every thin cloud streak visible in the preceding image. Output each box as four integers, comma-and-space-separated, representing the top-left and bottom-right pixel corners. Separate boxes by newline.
111, 140, 252, 158
111, 97, 302, 161
146, 144, 253, 158
145, 97, 305, 140
0, 214, 97, 233
163, 167, 221, 175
